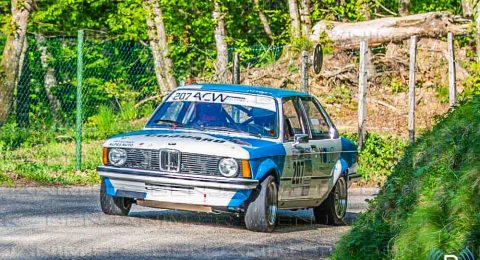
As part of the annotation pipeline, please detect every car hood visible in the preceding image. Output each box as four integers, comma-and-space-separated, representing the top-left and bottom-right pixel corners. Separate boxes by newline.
104, 129, 284, 160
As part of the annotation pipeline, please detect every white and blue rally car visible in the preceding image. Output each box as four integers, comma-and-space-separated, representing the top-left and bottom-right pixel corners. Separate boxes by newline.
98, 84, 358, 232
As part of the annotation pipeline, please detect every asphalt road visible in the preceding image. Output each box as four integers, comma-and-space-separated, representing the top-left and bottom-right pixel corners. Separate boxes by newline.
0, 186, 377, 259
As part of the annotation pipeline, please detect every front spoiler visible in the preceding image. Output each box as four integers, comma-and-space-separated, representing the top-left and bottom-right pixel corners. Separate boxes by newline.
97, 166, 259, 190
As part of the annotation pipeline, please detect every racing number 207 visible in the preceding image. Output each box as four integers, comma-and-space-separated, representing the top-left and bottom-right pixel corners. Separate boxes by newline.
292, 160, 305, 185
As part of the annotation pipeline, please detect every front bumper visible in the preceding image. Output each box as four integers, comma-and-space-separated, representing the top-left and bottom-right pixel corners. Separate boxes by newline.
98, 166, 258, 208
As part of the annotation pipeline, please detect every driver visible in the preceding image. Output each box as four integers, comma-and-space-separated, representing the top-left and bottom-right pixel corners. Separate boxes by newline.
192, 103, 228, 127
251, 108, 276, 136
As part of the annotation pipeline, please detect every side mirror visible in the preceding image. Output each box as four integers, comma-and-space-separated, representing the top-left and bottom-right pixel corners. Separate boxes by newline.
293, 134, 309, 145
329, 127, 338, 139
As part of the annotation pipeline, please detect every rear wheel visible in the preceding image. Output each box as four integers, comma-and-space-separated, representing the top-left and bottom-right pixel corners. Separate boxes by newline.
313, 176, 347, 225
244, 175, 278, 232
100, 177, 132, 216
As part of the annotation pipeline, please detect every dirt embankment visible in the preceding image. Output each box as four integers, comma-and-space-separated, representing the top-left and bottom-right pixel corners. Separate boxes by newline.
238, 38, 470, 137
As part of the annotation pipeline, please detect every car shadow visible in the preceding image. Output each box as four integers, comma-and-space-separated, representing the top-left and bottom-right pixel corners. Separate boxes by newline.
128, 206, 360, 233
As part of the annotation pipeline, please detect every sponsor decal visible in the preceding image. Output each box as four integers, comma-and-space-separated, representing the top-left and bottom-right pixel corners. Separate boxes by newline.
166, 90, 276, 111
145, 134, 226, 143
109, 141, 134, 147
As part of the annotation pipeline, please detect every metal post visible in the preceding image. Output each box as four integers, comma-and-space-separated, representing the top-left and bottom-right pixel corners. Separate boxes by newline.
358, 41, 368, 151
301, 50, 309, 93
232, 52, 240, 84
447, 32, 457, 108
408, 36, 417, 143
76, 30, 84, 171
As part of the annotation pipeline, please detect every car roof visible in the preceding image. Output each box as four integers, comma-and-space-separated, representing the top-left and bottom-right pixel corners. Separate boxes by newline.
176, 83, 310, 98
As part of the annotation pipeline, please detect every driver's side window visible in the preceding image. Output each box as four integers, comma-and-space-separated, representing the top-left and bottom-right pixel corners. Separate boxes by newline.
282, 98, 304, 142
301, 98, 331, 139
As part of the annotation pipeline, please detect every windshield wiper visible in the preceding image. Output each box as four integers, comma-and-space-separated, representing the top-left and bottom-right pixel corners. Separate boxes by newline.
203, 126, 262, 138
154, 119, 183, 127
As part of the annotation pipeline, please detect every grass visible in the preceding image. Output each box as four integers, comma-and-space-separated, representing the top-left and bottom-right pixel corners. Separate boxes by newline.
0, 140, 103, 186
0, 114, 406, 186
332, 96, 480, 259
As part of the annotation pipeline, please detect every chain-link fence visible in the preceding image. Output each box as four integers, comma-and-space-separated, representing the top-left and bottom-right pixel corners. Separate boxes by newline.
0, 31, 289, 185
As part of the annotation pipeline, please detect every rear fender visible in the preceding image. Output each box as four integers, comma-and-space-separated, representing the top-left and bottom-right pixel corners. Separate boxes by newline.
332, 158, 349, 184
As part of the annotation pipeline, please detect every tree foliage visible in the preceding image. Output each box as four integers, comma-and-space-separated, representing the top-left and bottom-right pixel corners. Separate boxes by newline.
0, 0, 471, 127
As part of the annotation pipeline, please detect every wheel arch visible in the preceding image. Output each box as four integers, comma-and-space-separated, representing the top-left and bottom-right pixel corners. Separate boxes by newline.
332, 158, 349, 184
254, 158, 281, 186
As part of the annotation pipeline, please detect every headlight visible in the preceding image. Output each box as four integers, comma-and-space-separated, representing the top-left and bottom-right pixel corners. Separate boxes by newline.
218, 158, 239, 177
108, 148, 127, 166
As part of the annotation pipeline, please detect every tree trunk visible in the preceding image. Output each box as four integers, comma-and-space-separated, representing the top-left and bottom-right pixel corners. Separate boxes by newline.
144, 0, 177, 94
299, 0, 312, 37
310, 12, 470, 50
36, 34, 62, 121
15, 37, 29, 127
253, 0, 274, 42
476, 3, 480, 61
359, 0, 371, 20
213, 1, 230, 83
287, 0, 301, 39
398, 0, 410, 16
461, 0, 474, 18
0, 0, 35, 124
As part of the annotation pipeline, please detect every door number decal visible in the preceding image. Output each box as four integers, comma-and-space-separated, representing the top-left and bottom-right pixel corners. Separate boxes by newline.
292, 160, 305, 185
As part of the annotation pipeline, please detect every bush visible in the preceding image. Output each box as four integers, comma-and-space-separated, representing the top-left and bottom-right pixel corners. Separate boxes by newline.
333, 96, 480, 259
342, 132, 407, 184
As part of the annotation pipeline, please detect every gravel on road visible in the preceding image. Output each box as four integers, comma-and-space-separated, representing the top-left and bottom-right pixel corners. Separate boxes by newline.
0, 186, 378, 259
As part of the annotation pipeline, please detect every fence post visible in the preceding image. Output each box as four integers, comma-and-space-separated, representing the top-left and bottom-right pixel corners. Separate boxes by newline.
358, 40, 368, 151
408, 36, 417, 143
301, 50, 309, 93
232, 52, 240, 84
447, 32, 456, 108
76, 30, 84, 171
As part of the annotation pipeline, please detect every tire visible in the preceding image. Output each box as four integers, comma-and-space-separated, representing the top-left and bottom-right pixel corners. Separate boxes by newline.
313, 176, 348, 225
100, 177, 132, 216
244, 175, 278, 232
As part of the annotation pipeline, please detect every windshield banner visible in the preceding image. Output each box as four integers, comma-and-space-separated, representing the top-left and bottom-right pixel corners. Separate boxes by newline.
166, 90, 276, 111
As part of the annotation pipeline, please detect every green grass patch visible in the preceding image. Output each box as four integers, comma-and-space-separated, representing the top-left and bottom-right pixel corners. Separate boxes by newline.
0, 140, 103, 186
333, 96, 480, 259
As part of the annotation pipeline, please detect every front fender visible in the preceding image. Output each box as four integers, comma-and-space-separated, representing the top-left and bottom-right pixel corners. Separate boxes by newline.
253, 158, 280, 184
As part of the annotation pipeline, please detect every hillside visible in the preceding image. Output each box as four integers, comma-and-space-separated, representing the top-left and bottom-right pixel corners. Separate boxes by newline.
227, 38, 472, 137
332, 95, 480, 259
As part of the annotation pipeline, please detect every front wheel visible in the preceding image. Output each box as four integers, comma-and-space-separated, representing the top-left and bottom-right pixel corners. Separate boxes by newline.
244, 175, 278, 232
313, 176, 348, 225
100, 177, 132, 216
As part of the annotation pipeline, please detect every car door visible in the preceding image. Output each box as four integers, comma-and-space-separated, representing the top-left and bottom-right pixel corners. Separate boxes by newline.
298, 96, 342, 201
278, 97, 315, 206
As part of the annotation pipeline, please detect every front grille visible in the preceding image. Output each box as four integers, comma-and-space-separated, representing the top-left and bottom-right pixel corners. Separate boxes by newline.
180, 153, 221, 175
108, 148, 241, 176
124, 149, 160, 170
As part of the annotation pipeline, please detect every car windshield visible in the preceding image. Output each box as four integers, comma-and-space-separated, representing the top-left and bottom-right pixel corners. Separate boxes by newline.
146, 90, 278, 138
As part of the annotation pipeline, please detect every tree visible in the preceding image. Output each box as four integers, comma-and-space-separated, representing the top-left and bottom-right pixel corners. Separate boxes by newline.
299, 0, 312, 36
144, 0, 177, 94
287, 0, 301, 39
461, 0, 474, 17
399, 0, 410, 16
35, 33, 62, 121
475, 2, 480, 61
310, 12, 469, 50
0, 0, 36, 124
253, 0, 274, 42
360, 0, 371, 19
213, 0, 229, 83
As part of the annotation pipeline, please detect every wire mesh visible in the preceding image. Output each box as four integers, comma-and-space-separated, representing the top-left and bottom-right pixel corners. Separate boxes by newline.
0, 34, 286, 181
